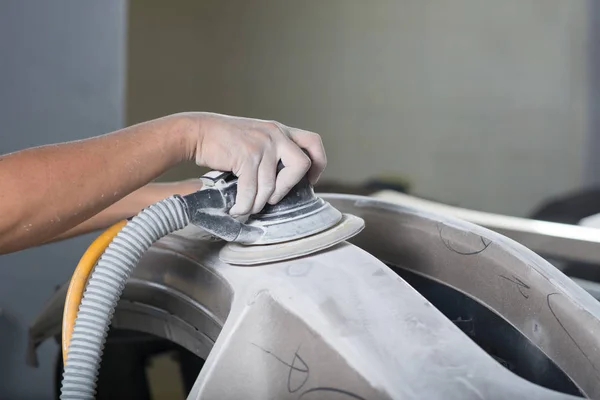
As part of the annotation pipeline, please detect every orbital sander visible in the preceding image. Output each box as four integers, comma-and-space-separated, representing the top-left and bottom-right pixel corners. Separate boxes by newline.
182, 162, 365, 265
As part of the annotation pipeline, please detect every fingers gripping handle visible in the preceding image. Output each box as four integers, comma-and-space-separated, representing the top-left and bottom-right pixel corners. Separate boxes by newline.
182, 151, 314, 243
182, 175, 263, 243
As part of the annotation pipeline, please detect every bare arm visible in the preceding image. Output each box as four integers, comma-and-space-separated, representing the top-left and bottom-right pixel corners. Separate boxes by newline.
0, 114, 194, 254
49, 181, 202, 241
0, 112, 327, 255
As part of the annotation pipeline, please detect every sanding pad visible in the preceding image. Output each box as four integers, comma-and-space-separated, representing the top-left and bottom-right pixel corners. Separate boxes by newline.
219, 213, 365, 266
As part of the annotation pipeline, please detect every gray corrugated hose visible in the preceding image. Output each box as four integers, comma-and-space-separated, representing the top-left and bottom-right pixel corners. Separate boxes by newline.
60, 196, 190, 399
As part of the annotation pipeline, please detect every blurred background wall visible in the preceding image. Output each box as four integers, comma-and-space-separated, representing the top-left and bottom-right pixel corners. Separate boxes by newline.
127, 0, 589, 217
0, 1, 126, 398
587, 0, 600, 187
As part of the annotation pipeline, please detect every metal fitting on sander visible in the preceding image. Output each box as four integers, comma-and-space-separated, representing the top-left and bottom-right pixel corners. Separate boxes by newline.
182, 162, 365, 265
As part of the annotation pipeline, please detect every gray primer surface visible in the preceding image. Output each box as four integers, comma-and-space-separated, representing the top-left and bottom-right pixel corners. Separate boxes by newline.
0, 1, 126, 398
29, 194, 600, 399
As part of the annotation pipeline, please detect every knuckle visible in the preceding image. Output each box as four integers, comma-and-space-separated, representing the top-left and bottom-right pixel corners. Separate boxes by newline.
265, 120, 289, 136
320, 149, 328, 165
306, 131, 323, 143
249, 129, 275, 149
266, 119, 281, 129
243, 143, 263, 161
297, 154, 312, 171
251, 128, 270, 141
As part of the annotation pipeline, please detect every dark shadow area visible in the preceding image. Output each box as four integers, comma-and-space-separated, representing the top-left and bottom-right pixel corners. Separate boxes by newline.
54, 329, 204, 400
389, 265, 584, 397
529, 187, 600, 282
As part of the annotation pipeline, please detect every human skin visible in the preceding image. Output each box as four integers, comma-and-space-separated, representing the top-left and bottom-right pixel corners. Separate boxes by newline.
48, 180, 202, 242
0, 112, 326, 254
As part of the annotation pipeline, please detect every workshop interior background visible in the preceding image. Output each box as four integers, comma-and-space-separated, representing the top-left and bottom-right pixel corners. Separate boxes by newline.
0, 0, 597, 399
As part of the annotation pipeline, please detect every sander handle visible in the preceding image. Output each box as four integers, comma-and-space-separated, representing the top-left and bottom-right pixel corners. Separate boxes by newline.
181, 150, 314, 242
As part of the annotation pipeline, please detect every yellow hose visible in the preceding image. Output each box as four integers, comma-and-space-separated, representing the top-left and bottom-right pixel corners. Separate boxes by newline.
62, 220, 127, 364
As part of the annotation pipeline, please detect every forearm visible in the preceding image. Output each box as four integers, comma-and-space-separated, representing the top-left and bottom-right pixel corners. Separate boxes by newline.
50, 181, 201, 241
0, 114, 195, 254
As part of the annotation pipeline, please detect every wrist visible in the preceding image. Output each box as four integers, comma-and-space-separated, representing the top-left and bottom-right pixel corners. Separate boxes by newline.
169, 112, 205, 163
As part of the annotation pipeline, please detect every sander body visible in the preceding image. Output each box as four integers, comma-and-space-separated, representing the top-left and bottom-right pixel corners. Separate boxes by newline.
182, 165, 364, 265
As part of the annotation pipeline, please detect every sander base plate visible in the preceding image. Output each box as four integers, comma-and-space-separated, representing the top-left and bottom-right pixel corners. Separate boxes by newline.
219, 213, 365, 266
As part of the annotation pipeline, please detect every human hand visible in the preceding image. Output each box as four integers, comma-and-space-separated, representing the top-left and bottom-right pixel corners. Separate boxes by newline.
184, 112, 327, 216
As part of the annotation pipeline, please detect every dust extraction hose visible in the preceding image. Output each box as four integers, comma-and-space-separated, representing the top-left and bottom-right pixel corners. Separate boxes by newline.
60, 196, 189, 399
62, 220, 127, 364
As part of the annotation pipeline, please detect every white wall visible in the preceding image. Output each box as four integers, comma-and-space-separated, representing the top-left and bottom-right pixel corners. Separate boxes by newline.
0, 1, 126, 398
129, 0, 589, 216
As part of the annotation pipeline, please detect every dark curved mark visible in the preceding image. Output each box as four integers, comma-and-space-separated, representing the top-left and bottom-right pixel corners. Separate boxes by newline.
438, 223, 492, 255
287, 352, 309, 393
251, 343, 309, 393
499, 275, 530, 299
547, 293, 600, 377
299, 387, 368, 400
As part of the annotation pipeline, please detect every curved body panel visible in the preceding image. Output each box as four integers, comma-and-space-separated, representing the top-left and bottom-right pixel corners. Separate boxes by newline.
30, 194, 600, 399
